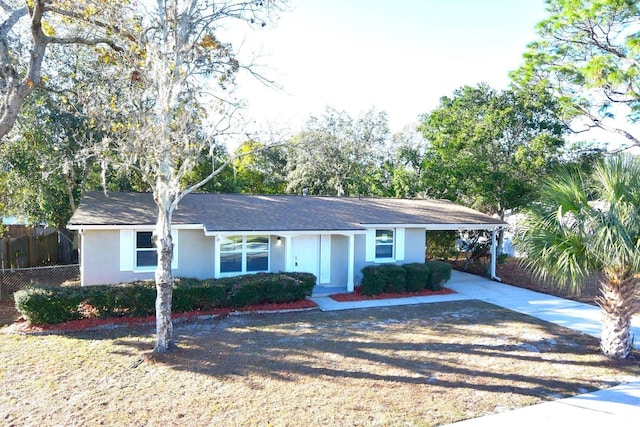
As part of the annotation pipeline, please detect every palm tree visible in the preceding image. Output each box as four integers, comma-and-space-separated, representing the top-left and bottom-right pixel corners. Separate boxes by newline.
517, 155, 640, 359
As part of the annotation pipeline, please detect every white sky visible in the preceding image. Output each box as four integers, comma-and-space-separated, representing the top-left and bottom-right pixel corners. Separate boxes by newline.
229, 0, 549, 134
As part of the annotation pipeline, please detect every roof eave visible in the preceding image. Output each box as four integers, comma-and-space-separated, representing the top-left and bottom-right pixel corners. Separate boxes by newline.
361, 223, 506, 230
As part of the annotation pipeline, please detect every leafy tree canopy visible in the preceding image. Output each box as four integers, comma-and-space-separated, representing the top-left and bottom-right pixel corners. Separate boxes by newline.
513, 0, 640, 149
0, 0, 127, 140
418, 83, 567, 218
285, 107, 389, 197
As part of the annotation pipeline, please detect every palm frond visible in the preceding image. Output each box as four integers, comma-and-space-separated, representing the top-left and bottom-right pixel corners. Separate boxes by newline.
516, 155, 640, 293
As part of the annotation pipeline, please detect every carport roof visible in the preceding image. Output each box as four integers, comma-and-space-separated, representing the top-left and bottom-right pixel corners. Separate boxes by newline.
68, 191, 506, 232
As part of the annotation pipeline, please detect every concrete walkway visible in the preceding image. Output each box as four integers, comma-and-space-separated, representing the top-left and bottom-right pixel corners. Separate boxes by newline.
309, 270, 640, 424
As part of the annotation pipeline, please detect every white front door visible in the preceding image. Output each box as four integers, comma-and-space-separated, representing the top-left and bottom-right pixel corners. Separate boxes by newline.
292, 235, 319, 282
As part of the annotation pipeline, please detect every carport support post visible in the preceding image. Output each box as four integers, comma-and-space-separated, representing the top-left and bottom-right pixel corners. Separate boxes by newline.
490, 228, 501, 282
347, 234, 354, 292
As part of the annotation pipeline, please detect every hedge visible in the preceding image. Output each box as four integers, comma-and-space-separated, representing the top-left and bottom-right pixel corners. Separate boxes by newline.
171, 278, 230, 313
14, 272, 316, 325
403, 263, 430, 292
14, 287, 86, 325
360, 262, 452, 296
227, 272, 315, 307
360, 266, 386, 296
427, 261, 452, 290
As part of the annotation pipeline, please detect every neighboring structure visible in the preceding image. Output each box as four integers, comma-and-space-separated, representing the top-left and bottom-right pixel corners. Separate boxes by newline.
67, 192, 506, 290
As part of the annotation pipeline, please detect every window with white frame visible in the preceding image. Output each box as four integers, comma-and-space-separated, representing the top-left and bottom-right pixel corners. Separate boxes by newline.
220, 235, 269, 274
119, 229, 178, 272
375, 229, 394, 259
365, 228, 405, 263
136, 231, 157, 268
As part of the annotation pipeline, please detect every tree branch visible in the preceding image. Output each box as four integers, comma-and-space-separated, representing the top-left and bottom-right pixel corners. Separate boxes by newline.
48, 35, 124, 52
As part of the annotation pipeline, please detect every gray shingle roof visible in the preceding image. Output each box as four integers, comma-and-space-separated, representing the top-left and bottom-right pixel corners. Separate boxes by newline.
68, 191, 506, 232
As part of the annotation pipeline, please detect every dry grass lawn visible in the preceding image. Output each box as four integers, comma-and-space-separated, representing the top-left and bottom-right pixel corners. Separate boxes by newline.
1, 300, 639, 426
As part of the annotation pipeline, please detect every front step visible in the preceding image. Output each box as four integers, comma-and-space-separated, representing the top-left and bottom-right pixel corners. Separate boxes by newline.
311, 285, 349, 297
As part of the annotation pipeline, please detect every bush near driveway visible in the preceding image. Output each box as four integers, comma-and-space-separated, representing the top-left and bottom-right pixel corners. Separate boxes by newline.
14, 272, 316, 325
403, 263, 431, 292
426, 260, 452, 289
361, 262, 452, 296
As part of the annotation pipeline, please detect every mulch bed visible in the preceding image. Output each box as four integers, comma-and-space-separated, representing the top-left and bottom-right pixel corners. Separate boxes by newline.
0, 296, 21, 326
330, 286, 455, 302
2, 299, 318, 334
2, 257, 602, 333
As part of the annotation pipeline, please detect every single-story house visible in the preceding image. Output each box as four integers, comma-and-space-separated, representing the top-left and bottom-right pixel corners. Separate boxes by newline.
67, 192, 506, 290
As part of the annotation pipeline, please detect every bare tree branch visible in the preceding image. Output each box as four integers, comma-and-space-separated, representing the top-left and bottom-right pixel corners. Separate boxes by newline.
48, 36, 123, 52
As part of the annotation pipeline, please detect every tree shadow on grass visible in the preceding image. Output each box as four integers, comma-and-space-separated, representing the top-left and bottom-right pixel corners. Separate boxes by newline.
103, 300, 640, 399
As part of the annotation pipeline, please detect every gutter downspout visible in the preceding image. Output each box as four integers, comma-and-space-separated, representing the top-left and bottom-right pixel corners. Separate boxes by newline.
490, 228, 502, 282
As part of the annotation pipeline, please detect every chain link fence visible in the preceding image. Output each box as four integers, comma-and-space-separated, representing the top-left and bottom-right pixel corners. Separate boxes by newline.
0, 264, 80, 298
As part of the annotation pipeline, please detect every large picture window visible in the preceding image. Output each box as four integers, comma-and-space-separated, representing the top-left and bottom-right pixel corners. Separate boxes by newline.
220, 235, 269, 274
136, 231, 157, 268
375, 229, 394, 259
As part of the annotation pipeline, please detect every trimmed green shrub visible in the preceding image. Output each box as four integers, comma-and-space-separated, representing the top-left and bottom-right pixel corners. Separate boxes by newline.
378, 264, 406, 293
14, 272, 316, 325
426, 261, 452, 290
83, 282, 157, 318
283, 272, 317, 298
404, 263, 430, 292
14, 287, 84, 325
360, 262, 452, 297
172, 278, 230, 312
360, 265, 386, 296
361, 264, 406, 295
227, 272, 315, 307
228, 274, 269, 307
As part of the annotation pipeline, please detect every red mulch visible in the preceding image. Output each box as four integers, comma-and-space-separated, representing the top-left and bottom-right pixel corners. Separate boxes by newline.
330, 286, 456, 302
3, 299, 318, 334
237, 299, 317, 312
0, 296, 21, 326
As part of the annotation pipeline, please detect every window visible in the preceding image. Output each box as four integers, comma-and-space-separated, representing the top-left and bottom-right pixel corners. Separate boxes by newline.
365, 228, 404, 263
246, 236, 269, 272
220, 235, 243, 273
375, 229, 394, 259
136, 231, 157, 268
220, 235, 269, 274
119, 229, 178, 272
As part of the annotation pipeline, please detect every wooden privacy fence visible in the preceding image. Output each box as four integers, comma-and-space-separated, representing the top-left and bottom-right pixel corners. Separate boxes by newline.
0, 230, 75, 269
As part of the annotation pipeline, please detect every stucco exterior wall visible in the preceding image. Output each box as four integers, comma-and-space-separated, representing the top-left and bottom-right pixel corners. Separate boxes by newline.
404, 228, 426, 263
352, 228, 427, 284
81, 228, 216, 286
177, 229, 214, 280
270, 235, 286, 273
80, 230, 154, 286
353, 234, 367, 284
80, 227, 427, 288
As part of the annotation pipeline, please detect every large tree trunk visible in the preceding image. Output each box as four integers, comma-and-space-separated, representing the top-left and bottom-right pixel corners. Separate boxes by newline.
152, 202, 178, 354
0, 3, 46, 142
596, 270, 637, 359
